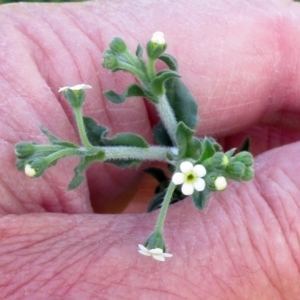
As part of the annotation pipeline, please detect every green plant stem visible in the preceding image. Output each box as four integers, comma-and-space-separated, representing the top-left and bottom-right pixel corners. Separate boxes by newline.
45, 148, 81, 163
154, 182, 176, 233
73, 107, 93, 150
102, 145, 173, 162
148, 58, 156, 80
118, 62, 148, 85
156, 94, 178, 145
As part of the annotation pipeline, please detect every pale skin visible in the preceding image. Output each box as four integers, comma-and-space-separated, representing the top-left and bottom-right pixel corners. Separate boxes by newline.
0, 0, 300, 298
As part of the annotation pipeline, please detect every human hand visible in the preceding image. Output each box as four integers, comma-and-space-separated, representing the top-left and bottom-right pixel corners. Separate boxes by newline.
0, 0, 300, 299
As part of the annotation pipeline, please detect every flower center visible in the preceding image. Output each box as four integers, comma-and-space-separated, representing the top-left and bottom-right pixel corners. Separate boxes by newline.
184, 171, 197, 183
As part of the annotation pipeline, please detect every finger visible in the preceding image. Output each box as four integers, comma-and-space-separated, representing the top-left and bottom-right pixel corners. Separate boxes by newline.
1, 137, 300, 300
2, 0, 300, 213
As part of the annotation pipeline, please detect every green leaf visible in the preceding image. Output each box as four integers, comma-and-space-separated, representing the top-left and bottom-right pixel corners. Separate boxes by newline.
68, 149, 105, 190
83, 117, 108, 146
192, 189, 211, 210
158, 53, 178, 71
104, 84, 157, 104
153, 122, 172, 146
151, 70, 180, 96
176, 122, 201, 160
198, 137, 222, 162
102, 133, 149, 148
165, 78, 198, 130
147, 191, 167, 212
40, 126, 77, 148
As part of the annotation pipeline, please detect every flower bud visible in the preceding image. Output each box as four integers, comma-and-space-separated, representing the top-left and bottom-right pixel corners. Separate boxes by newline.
15, 142, 35, 158
233, 152, 253, 167
109, 37, 127, 53
24, 164, 37, 177
102, 50, 119, 70
212, 152, 229, 168
147, 32, 167, 59
214, 176, 227, 191
241, 167, 254, 181
151, 32, 166, 45
25, 158, 48, 177
58, 84, 91, 109
226, 161, 246, 180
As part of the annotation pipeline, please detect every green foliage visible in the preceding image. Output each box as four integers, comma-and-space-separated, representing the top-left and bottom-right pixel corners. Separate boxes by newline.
68, 149, 105, 190
176, 122, 201, 160
104, 84, 157, 104
165, 78, 198, 130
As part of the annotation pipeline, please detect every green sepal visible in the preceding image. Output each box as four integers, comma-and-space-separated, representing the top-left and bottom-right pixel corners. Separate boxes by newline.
15, 142, 35, 159
146, 40, 167, 60
102, 49, 119, 71
64, 89, 85, 109
225, 161, 246, 181
158, 53, 178, 71
153, 122, 172, 146
40, 126, 78, 148
151, 70, 180, 97
192, 188, 211, 210
176, 122, 201, 160
135, 44, 143, 57
232, 151, 253, 167
104, 84, 157, 104
144, 231, 166, 251
16, 158, 26, 171
165, 78, 198, 130
83, 117, 108, 146
135, 44, 149, 81
241, 167, 254, 181
68, 149, 105, 190
102, 133, 149, 148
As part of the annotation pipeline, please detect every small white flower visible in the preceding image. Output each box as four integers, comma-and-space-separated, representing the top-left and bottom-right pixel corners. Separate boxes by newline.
24, 164, 36, 177
214, 176, 227, 191
138, 244, 172, 262
151, 31, 166, 45
58, 84, 92, 93
172, 161, 206, 195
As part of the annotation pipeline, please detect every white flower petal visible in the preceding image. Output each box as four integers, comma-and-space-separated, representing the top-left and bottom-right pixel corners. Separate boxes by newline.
149, 248, 163, 255
138, 250, 152, 256
193, 164, 207, 177
193, 178, 206, 192
58, 84, 92, 92
152, 254, 165, 261
151, 32, 165, 45
180, 161, 193, 173
181, 182, 194, 195
172, 173, 185, 185
138, 244, 148, 251
162, 253, 173, 258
